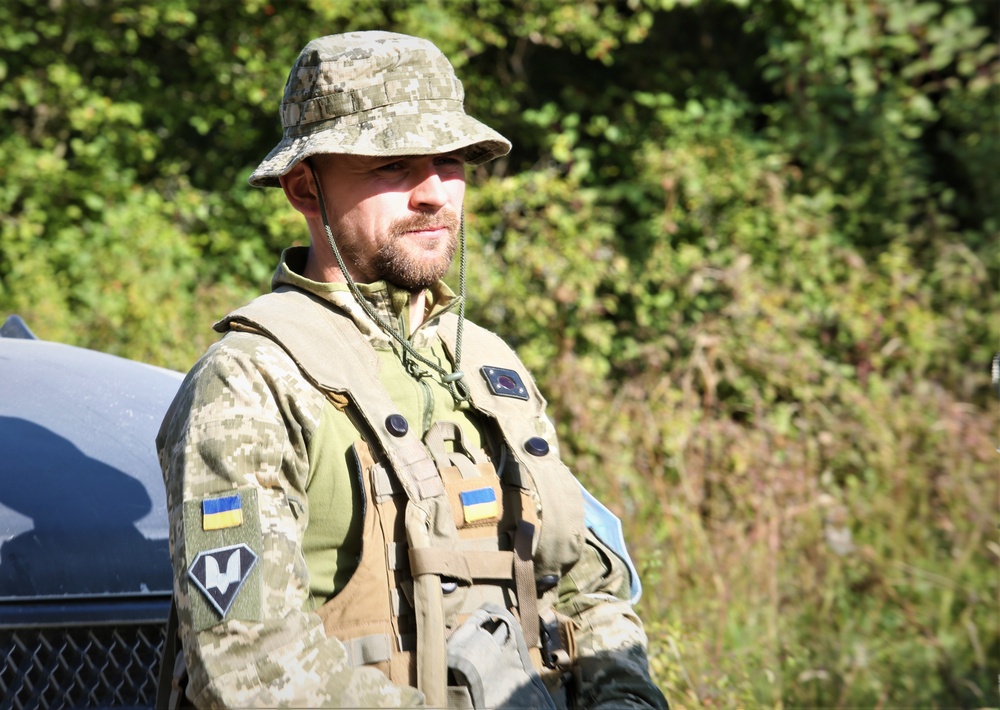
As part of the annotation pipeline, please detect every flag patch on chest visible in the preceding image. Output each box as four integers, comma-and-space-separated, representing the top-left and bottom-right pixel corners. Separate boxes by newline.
202, 494, 243, 530
459, 487, 498, 524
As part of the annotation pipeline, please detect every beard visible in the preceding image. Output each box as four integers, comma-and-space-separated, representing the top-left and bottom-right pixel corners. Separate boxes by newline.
369, 210, 460, 291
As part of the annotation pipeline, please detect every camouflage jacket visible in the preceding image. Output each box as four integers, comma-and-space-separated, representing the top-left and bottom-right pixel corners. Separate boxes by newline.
157, 247, 667, 709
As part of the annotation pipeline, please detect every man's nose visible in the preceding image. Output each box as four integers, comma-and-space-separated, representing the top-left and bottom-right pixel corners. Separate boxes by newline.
409, 166, 449, 209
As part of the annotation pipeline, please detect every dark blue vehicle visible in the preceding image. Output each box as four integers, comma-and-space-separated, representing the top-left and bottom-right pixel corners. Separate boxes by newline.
0, 315, 182, 709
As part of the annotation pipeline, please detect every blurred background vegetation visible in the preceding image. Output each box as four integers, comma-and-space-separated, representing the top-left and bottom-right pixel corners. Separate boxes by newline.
1, 0, 997, 706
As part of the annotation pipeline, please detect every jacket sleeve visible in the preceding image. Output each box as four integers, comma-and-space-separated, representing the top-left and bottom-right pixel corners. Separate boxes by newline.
157, 335, 424, 708
556, 529, 669, 710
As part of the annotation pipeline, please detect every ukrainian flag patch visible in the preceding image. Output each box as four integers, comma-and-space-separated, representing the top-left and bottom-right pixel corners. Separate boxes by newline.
459, 487, 498, 524
202, 494, 243, 531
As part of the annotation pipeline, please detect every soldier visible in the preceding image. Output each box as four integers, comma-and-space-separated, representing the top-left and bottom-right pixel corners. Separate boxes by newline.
157, 31, 668, 709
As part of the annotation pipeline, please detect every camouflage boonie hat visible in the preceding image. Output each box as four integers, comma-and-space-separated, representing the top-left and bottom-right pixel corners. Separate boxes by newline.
248, 31, 512, 188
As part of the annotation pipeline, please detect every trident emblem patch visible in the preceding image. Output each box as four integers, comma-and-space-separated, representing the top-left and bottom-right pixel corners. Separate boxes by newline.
188, 543, 258, 617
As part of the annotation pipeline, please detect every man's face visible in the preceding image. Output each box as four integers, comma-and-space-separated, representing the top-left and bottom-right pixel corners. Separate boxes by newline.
309, 152, 466, 291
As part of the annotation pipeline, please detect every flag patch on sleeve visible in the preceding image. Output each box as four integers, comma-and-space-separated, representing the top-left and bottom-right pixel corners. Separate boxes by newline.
459, 487, 498, 524
202, 494, 243, 530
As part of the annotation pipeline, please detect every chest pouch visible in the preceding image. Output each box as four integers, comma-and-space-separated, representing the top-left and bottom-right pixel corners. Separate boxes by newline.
420, 421, 540, 642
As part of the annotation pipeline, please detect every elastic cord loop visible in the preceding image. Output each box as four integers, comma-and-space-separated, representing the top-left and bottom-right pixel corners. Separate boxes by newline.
309, 163, 470, 403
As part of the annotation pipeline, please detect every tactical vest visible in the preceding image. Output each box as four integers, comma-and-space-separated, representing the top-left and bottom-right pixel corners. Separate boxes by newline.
217, 286, 586, 707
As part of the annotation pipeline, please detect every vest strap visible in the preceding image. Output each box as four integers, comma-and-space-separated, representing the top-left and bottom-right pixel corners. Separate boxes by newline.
412, 569, 447, 706
409, 548, 517, 582
344, 633, 394, 667
221, 288, 445, 501
409, 547, 473, 584
387, 542, 409, 572
513, 521, 540, 649
424, 420, 488, 468
467, 551, 516, 580
373, 463, 403, 501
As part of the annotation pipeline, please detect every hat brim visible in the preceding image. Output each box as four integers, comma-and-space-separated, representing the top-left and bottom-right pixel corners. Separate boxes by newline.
248, 111, 511, 188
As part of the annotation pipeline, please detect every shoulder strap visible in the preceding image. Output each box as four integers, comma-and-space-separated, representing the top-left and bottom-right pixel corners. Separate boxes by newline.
217, 287, 444, 502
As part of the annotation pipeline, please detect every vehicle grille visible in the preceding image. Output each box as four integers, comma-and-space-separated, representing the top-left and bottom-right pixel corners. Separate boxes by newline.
0, 624, 165, 710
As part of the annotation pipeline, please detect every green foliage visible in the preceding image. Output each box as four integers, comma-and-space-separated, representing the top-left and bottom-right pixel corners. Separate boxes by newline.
2, 0, 996, 707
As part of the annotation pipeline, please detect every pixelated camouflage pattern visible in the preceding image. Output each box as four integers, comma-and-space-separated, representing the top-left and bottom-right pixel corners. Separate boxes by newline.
248, 31, 511, 188
182, 489, 263, 631
558, 532, 669, 709
157, 248, 666, 708
159, 327, 424, 707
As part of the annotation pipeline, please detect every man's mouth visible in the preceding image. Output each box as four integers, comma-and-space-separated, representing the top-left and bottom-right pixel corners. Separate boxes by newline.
393, 211, 459, 240
405, 225, 446, 236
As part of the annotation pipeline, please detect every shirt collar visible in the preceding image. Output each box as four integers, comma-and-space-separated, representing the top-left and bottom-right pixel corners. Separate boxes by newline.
271, 246, 459, 347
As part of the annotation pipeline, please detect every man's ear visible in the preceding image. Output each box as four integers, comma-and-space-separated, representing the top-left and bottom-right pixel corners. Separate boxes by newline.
279, 161, 322, 218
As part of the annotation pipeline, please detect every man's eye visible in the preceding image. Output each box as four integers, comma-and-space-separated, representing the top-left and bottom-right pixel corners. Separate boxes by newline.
376, 161, 405, 173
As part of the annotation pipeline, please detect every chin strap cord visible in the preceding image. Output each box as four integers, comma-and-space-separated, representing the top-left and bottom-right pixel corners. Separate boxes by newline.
309, 164, 471, 403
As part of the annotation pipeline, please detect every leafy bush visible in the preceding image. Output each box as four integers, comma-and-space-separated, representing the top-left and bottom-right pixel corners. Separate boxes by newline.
2, 0, 996, 707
